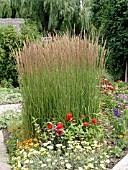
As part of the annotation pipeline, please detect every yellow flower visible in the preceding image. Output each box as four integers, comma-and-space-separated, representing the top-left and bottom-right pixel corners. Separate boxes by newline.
24, 144, 30, 149
122, 132, 126, 135
123, 136, 127, 139
16, 133, 20, 137
118, 135, 123, 139
17, 141, 23, 147
8, 128, 11, 132
14, 168, 19, 170
34, 143, 39, 147
13, 125, 19, 132
23, 140, 28, 144
28, 138, 33, 143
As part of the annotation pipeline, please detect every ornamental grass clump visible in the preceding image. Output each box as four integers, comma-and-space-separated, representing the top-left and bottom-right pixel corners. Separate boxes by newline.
15, 34, 106, 137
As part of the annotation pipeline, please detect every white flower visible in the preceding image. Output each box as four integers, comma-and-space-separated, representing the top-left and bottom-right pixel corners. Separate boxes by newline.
85, 146, 92, 150
18, 161, 21, 168
54, 159, 58, 162
90, 157, 95, 161
88, 163, 94, 168
52, 162, 56, 165
75, 145, 82, 149
65, 159, 69, 162
41, 164, 47, 168
43, 142, 49, 146
60, 156, 64, 160
40, 147, 46, 152
105, 159, 110, 164
91, 150, 95, 153
100, 164, 106, 169
47, 158, 51, 162
23, 152, 27, 158
67, 141, 74, 144
32, 150, 39, 154
29, 149, 34, 152
56, 144, 62, 147
24, 159, 29, 164
78, 167, 84, 170
66, 163, 72, 169
47, 145, 53, 150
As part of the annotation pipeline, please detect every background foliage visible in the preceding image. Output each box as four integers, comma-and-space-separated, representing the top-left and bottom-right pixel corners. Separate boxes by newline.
0, 22, 41, 87
0, 26, 20, 87
91, 0, 128, 80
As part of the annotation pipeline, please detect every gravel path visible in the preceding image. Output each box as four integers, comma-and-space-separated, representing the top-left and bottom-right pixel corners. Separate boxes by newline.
0, 103, 22, 170
0, 103, 22, 115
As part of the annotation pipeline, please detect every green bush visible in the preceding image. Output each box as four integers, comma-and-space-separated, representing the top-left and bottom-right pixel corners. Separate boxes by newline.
0, 26, 20, 87
0, 22, 41, 87
91, 0, 128, 80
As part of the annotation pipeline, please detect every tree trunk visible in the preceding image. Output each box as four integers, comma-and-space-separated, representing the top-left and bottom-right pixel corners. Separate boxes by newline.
125, 61, 128, 83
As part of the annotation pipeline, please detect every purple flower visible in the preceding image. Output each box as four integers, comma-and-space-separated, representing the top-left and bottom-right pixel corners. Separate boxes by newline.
114, 108, 119, 116
117, 94, 123, 99
104, 129, 108, 132
118, 102, 123, 106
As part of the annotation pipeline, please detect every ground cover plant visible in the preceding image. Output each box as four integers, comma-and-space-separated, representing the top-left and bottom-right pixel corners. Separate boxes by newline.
0, 87, 22, 105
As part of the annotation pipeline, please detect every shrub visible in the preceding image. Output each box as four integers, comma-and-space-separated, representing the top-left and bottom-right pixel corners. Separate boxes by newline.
0, 22, 41, 87
91, 0, 128, 80
0, 26, 20, 87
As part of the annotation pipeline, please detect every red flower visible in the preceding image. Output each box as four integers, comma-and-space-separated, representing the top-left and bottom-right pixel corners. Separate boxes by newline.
83, 122, 89, 126
56, 130, 62, 135
90, 118, 98, 124
57, 122, 64, 129
110, 86, 114, 90
117, 80, 121, 83
101, 79, 106, 83
67, 112, 72, 119
66, 112, 73, 122
47, 123, 53, 129
108, 82, 112, 85
66, 116, 71, 122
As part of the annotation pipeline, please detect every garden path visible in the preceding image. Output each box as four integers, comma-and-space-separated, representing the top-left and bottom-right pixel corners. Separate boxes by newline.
0, 103, 22, 170
0, 103, 22, 115
0, 130, 12, 170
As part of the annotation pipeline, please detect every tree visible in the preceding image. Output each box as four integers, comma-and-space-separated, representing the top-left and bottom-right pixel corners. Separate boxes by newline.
91, 0, 128, 81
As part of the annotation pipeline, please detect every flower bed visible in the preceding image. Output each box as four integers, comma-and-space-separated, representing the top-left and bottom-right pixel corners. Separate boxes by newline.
0, 77, 128, 170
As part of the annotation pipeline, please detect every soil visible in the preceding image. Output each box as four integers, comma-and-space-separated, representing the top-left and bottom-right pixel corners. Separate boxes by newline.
106, 150, 128, 169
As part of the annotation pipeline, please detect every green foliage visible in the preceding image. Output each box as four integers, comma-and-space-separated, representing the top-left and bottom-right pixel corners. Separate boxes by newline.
0, 87, 21, 104
91, 0, 128, 80
0, 22, 41, 87
0, 26, 20, 87
20, 20, 41, 42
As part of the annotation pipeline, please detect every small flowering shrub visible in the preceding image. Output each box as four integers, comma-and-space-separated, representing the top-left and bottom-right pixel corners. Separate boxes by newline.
11, 140, 110, 170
